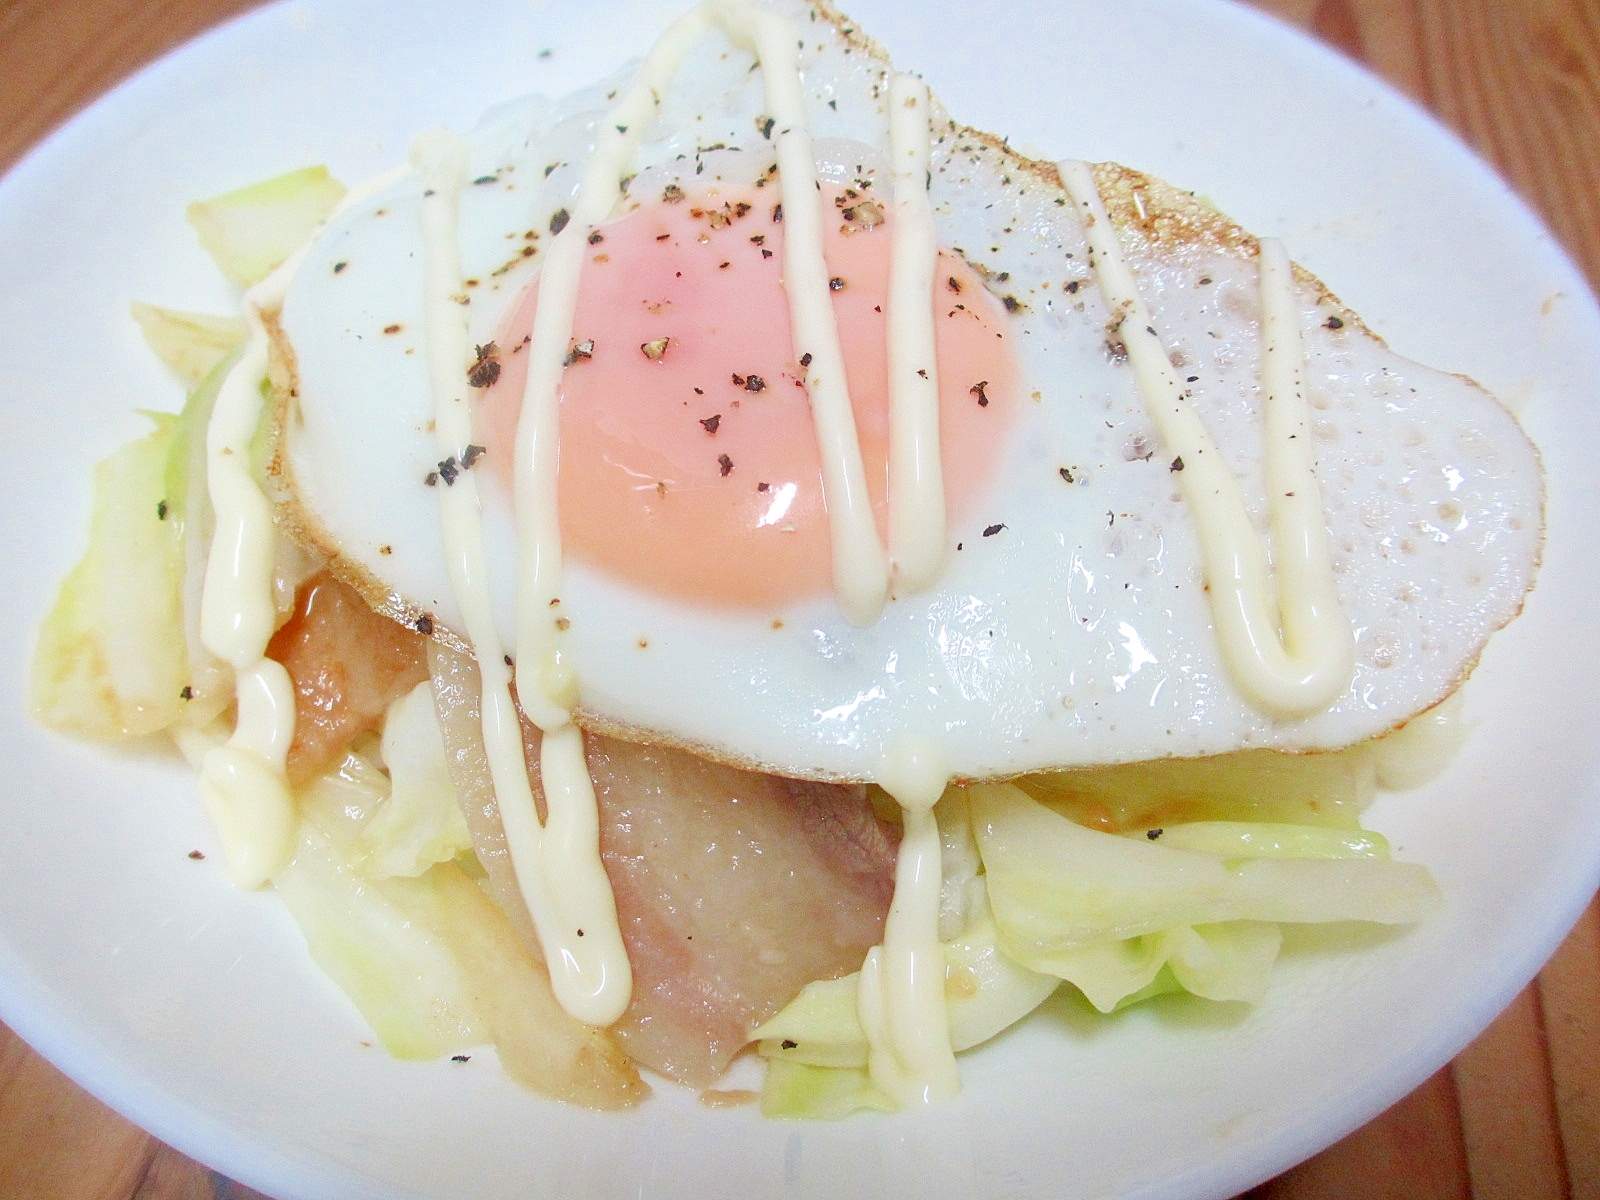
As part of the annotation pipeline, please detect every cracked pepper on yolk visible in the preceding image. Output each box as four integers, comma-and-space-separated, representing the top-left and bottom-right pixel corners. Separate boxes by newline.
478, 183, 1021, 609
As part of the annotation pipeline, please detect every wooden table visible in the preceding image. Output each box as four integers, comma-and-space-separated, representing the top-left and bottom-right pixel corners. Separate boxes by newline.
1, 1, 1596, 1196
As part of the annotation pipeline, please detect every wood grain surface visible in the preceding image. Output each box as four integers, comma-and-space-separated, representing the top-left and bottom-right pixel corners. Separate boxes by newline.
2, 1, 1597, 1197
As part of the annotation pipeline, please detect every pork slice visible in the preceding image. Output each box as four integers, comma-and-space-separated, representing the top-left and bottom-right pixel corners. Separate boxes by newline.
267, 571, 429, 784
588, 737, 898, 1089
427, 642, 898, 1089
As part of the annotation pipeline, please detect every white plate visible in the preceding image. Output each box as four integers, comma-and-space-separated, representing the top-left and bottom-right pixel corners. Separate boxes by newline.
2, 1, 1597, 1197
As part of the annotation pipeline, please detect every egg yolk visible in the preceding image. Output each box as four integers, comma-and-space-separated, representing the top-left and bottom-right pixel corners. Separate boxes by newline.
478, 182, 1021, 610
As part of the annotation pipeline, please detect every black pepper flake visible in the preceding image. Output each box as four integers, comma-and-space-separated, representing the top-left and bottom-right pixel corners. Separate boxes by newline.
468, 342, 501, 388
424, 471, 439, 487
156, 499, 168, 520
462, 444, 487, 469
383, 323, 402, 335
761, 248, 773, 258
588, 230, 604, 245
1170, 456, 1185, 472
750, 234, 765, 246
772, 203, 783, 222
188, 849, 205, 860
781, 1039, 798, 1050
504, 654, 514, 667
1065, 279, 1080, 294
700, 414, 722, 434
436, 456, 460, 486
1326, 315, 1344, 330
718, 453, 734, 476
451, 1054, 471, 1062
800, 352, 813, 368
179, 685, 193, 700
414, 614, 435, 635
1002, 295, 1022, 313
970, 380, 990, 407
829, 276, 845, 291
757, 481, 770, 492
1059, 467, 1074, 483
1147, 828, 1164, 840
917, 368, 928, 379
946, 276, 962, 293
982, 523, 1006, 537
743, 374, 766, 393
549, 208, 571, 235
757, 114, 776, 139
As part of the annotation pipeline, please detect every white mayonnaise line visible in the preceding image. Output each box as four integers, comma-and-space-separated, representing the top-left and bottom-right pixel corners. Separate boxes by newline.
884, 73, 946, 595
507, 0, 895, 1012
198, 273, 299, 889
511, 3, 714, 732
413, 131, 630, 1027
859, 738, 959, 1106
196, 167, 409, 890
1056, 159, 1355, 717
738, 3, 891, 627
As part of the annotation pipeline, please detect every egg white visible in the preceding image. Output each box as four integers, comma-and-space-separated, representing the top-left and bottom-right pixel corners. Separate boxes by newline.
270, 0, 1543, 783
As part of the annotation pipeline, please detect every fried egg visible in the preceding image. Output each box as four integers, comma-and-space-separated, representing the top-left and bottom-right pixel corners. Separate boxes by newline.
268, 0, 1542, 787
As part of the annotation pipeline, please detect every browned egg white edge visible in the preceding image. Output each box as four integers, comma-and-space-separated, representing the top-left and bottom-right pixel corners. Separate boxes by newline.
259, 0, 1546, 787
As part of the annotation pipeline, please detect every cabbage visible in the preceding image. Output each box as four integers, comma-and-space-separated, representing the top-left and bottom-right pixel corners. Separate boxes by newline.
33, 413, 191, 738
130, 301, 246, 387
275, 738, 646, 1107
968, 782, 1440, 1011
186, 165, 346, 287
352, 681, 475, 877
1018, 744, 1379, 832
760, 1061, 896, 1120
754, 789, 1058, 1116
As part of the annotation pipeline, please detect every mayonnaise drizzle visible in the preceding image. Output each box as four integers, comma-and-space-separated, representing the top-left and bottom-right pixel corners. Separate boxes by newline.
413, 131, 631, 1027
497, 0, 967, 1077
860, 739, 960, 1106
885, 74, 947, 595
198, 265, 300, 889
198, 168, 408, 889
1056, 159, 1355, 718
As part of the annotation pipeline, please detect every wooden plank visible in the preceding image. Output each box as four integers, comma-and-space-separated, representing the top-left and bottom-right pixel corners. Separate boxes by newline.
1537, 895, 1600, 1197
0, 0, 260, 175
0, 1021, 156, 1199
1451, 986, 1569, 1199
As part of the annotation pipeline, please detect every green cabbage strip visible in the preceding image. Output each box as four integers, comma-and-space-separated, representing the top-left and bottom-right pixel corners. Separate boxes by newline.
186, 164, 346, 287
758, 774, 1440, 1115
272, 726, 646, 1108
130, 302, 247, 388
969, 782, 1440, 1013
